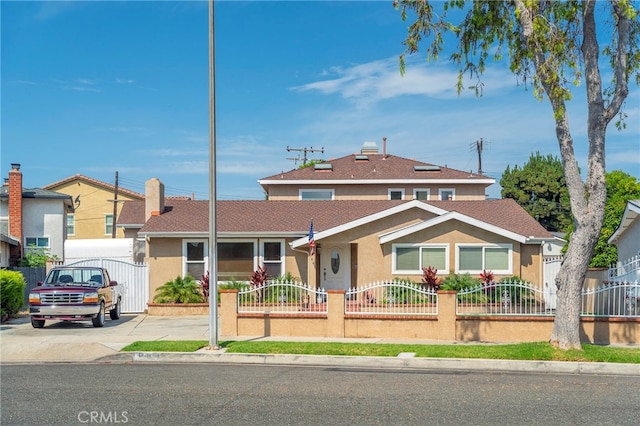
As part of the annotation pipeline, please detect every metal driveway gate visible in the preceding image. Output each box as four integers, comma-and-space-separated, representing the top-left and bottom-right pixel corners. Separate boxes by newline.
64, 258, 149, 313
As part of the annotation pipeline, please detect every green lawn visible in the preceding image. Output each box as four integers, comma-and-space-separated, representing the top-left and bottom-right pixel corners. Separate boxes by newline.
120, 340, 640, 364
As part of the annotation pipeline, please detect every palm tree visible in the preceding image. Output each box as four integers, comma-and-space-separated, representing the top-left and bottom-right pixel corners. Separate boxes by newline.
153, 275, 205, 303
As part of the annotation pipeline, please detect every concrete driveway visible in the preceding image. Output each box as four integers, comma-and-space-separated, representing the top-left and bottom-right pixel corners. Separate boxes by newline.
0, 314, 212, 363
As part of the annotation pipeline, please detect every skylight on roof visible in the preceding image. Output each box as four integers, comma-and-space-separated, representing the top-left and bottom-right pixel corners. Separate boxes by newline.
314, 163, 333, 171
414, 165, 441, 172
355, 155, 368, 161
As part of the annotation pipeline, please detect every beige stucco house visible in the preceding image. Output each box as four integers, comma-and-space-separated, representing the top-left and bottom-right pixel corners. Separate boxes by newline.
118, 143, 554, 302
43, 174, 144, 239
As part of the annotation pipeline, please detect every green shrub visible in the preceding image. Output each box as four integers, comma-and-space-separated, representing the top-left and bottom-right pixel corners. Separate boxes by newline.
18, 247, 58, 267
0, 270, 26, 318
440, 273, 482, 291
153, 275, 205, 303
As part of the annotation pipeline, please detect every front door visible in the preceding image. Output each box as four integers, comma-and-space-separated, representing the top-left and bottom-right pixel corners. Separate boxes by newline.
321, 244, 350, 290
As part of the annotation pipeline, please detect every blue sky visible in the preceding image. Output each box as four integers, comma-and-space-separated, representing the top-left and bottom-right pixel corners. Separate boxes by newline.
2, 1, 638, 201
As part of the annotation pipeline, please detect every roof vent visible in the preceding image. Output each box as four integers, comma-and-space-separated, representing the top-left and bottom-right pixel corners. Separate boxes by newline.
360, 141, 379, 154
414, 165, 441, 172
355, 155, 369, 161
314, 163, 333, 171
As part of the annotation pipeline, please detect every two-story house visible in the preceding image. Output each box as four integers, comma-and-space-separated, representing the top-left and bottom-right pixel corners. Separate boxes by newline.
117, 142, 553, 301
0, 164, 73, 266
43, 174, 144, 240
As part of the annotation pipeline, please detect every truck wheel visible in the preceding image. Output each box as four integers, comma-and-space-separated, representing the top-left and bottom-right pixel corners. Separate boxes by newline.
31, 318, 45, 328
109, 299, 121, 320
92, 303, 105, 327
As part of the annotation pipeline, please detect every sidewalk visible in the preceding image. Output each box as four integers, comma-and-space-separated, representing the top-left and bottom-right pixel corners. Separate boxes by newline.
1, 313, 639, 376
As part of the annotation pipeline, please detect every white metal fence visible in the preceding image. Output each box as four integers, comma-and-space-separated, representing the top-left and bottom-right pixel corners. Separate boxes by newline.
345, 281, 438, 315
456, 280, 553, 316
609, 254, 640, 283
582, 281, 640, 317
237, 280, 327, 314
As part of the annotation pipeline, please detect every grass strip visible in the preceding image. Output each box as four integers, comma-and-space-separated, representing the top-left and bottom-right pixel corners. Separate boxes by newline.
120, 340, 640, 363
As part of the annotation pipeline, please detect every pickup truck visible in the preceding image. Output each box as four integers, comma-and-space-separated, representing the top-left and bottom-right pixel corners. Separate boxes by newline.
28, 266, 122, 328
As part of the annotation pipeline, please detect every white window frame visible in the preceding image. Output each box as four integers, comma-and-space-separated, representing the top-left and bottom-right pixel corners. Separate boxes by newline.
67, 214, 75, 236
299, 189, 334, 200
105, 214, 114, 236
182, 239, 209, 279
413, 188, 430, 200
388, 188, 405, 200
24, 236, 50, 249
455, 243, 513, 275
261, 239, 285, 278
439, 188, 455, 200
392, 243, 449, 275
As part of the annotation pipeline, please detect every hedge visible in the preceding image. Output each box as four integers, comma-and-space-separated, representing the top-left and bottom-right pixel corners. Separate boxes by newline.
0, 270, 26, 319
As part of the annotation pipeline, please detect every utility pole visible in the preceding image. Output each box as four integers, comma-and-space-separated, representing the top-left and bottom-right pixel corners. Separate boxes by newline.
111, 171, 119, 238
470, 138, 489, 175
286, 146, 324, 166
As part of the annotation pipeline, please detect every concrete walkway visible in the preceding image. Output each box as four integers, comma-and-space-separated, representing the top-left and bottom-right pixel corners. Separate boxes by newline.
1, 313, 638, 376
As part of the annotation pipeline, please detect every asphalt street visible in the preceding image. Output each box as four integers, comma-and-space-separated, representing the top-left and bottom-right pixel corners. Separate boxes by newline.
1, 313, 638, 377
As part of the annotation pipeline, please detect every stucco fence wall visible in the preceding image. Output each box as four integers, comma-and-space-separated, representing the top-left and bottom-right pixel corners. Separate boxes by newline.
218, 290, 639, 345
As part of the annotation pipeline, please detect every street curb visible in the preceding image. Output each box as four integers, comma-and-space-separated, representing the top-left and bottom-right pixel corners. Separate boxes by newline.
96, 351, 640, 376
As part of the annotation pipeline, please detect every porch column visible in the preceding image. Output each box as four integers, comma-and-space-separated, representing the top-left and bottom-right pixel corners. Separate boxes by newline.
307, 255, 318, 288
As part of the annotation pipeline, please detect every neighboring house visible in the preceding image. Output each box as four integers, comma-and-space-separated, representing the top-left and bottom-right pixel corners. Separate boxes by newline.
608, 200, 640, 283
259, 141, 494, 201
0, 164, 73, 266
119, 176, 554, 300
43, 174, 144, 239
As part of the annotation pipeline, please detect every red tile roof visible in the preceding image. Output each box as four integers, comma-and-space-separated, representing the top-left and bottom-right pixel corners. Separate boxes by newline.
119, 198, 552, 240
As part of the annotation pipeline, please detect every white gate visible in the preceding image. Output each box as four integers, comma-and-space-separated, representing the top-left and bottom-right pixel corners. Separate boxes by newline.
64, 258, 149, 313
543, 256, 562, 310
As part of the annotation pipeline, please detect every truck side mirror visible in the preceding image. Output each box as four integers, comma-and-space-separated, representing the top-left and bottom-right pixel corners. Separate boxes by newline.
109, 281, 118, 287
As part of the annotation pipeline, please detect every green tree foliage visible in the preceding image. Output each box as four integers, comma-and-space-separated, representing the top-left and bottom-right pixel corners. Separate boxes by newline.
0, 270, 26, 318
500, 152, 572, 232
395, 0, 639, 350
153, 275, 205, 304
567, 170, 640, 267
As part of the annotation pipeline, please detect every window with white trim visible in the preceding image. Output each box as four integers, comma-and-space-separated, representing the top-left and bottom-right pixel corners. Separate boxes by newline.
67, 214, 75, 236
456, 244, 512, 274
261, 240, 284, 278
183, 240, 208, 279
413, 188, 430, 200
25, 237, 50, 249
105, 214, 113, 236
388, 188, 405, 200
439, 188, 455, 200
300, 189, 334, 200
392, 244, 448, 274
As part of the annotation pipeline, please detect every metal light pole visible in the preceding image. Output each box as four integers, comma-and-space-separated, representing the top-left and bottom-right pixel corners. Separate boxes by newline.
208, 0, 219, 350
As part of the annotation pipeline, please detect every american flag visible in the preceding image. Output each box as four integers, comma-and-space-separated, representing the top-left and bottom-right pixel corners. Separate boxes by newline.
308, 220, 316, 256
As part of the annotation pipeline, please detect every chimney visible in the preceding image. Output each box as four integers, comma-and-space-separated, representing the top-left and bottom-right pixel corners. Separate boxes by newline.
382, 136, 387, 158
145, 178, 165, 221
8, 163, 23, 250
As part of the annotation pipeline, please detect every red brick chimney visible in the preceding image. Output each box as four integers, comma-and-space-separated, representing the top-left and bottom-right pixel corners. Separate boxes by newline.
8, 163, 23, 254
